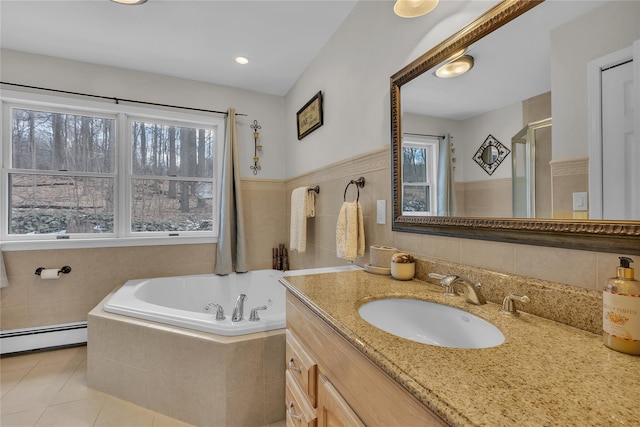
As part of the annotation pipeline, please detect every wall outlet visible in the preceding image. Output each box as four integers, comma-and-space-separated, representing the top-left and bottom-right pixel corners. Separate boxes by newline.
377, 200, 386, 224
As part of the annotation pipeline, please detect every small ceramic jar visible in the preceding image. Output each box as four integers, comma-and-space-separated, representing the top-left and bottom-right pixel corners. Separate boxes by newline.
391, 253, 415, 280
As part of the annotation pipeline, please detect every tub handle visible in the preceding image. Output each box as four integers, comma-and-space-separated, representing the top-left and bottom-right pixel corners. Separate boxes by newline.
249, 305, 268, 321
204, 303, 225, 321
287, 402, 302, 422
288, 357, 302, 373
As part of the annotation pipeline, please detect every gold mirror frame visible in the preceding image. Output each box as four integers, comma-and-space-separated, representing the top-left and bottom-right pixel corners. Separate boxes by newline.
390, 0, 640, 254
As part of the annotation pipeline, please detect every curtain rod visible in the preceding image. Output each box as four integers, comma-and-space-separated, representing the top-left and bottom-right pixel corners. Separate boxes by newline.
403, 132, 445, 139
0, 81, 247, 116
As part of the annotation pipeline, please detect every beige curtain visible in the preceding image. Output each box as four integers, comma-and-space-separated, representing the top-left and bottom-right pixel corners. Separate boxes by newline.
437, 134, 457, 216
1, 247, 8, 288
214, 108, 248, 275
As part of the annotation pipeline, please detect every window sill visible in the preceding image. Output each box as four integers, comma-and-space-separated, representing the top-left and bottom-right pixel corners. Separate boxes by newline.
0, 236, 217, 251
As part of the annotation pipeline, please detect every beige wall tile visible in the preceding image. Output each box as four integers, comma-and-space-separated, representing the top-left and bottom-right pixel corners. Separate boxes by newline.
460, 179, 512, 217
1, 244, 217, 330
264, 334, 285, 384
226, 338, 264, 393
515, 245, 597, 288
264, 379, 286, 424
393, 231, 424, 256
460, 239, 516, 274
419, 235, 461, 262
226, 385, 265, 427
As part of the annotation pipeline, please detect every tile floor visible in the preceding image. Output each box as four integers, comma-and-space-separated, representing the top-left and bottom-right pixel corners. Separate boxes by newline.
1, 345, 286, 427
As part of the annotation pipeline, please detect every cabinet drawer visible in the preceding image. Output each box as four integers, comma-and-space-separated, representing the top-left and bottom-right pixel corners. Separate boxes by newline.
286, 371, 317, 427
286, 329, 318, 406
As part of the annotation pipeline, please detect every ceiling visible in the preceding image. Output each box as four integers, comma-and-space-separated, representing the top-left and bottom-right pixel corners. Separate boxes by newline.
0, 0, 612, 118
402, 0, 609, 120
0, 0, 358, 96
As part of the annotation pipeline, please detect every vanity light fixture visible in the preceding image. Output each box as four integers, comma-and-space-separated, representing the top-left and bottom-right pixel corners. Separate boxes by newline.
235, 56, 249, 65
394, 0, 439, 18
111, 0, 148, 5
434, 55, 474, 78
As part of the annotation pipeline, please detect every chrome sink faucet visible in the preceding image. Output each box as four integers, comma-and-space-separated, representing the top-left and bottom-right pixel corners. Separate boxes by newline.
232, 294, 246, 322
500, 293, 530, 316
428, 273, 486, 305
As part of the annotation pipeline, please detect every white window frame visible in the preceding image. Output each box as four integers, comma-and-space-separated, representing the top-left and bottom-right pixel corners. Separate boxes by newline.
0, 90, 225, 250
401, 136, 439, 216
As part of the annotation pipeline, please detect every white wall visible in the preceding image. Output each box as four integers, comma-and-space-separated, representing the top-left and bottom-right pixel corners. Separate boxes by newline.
283, 0, 497, 178
551, 0, 640, 160
400, 100, 522, 184
0, 49, 287, 180
457, 101, 522, 182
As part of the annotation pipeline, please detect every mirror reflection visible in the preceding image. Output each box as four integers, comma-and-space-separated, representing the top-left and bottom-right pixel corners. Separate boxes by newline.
399, 0, 640, 221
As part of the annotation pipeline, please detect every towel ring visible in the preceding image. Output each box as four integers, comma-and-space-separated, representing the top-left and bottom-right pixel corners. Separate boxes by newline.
343, 177, 365, 202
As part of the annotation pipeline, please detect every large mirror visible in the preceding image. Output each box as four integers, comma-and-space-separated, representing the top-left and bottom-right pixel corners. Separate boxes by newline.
391, 0, 640, 254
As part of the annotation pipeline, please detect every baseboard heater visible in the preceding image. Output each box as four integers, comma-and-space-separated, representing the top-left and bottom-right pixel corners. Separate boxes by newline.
0, 322, 87, 355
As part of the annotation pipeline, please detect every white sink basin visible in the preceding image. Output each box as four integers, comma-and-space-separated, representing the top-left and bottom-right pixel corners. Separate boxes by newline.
358, 298, 504, 349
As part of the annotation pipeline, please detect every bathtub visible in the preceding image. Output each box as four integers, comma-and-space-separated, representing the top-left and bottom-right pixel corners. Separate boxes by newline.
90, 265, 361, 426
103, 265, 361, 336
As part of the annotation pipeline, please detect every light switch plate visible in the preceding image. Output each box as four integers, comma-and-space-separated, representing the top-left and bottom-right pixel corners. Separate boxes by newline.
376, 200, 386, 224
573, 192, 588, 211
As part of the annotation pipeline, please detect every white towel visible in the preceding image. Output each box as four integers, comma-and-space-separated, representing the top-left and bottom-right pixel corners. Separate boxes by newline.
289, 187, 316, 252
336, 201, 365, 262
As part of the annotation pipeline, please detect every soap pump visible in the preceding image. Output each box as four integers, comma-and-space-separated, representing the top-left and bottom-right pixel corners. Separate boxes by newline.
603, 257, 640, 355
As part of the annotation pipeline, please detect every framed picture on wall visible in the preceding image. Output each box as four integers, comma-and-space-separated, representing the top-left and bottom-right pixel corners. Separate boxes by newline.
296, 91, 323, 140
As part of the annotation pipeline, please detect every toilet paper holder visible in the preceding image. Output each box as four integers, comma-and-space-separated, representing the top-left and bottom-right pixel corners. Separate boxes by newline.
35, 266, 72, 276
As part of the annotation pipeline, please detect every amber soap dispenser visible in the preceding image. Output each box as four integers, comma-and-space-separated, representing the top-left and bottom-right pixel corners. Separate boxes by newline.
603, 257, 640, 355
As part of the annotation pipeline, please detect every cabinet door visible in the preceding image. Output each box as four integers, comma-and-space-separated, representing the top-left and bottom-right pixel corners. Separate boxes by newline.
317, 375, 365, 427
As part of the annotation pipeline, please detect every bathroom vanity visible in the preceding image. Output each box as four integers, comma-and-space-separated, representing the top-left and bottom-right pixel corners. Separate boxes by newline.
281, 270, 640, 426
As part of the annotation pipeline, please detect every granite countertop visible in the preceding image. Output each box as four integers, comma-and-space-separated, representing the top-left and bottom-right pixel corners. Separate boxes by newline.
281, 270, 640, 427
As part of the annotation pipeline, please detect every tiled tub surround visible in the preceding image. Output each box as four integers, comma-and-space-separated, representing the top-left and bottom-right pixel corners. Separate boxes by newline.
281, 270, 639, 426
87, 296, 285, 427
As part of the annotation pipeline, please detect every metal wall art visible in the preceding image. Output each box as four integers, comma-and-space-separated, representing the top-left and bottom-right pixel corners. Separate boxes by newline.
472, 134, 510, 175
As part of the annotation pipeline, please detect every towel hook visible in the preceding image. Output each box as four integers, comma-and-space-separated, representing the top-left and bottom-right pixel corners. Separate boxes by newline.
343, 177, 365, 202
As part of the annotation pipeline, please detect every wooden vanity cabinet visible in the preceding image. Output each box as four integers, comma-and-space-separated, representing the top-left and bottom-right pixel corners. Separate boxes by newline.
286, 292, 448, 427
317, 374, 365, 427
285, 371, 317, 427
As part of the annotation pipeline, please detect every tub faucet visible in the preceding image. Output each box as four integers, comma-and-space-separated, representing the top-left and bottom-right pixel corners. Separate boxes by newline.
204, 303, 225, 321
429, 273, 486, 305
249, 305, 268, 321
232, 294, 246, 322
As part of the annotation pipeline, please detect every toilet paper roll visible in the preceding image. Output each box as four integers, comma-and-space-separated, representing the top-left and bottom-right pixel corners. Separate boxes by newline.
40, 269, 61, 280
370, 245, 399, 268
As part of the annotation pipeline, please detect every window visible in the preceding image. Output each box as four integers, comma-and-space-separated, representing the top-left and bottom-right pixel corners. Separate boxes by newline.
1, 92, 224, 246
129, 119, 218, 234
401, 137, 438, 215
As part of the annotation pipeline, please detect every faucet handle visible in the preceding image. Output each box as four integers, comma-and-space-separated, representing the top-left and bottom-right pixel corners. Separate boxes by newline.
500, 293, 530, 316
428, 273, 458, 296
205, 303, 225, 321
249, 305, 268, 321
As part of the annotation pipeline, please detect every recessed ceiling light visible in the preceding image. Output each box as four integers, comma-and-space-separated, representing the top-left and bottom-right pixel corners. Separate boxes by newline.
111, 0, 148, 5
394, 0, 439, 18
434, 55, 474, 78
235, 57, 249, 65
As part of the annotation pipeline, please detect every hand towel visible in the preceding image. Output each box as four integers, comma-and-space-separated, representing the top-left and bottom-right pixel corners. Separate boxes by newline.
336, 201, 365, 262
290, 186, 316, 252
